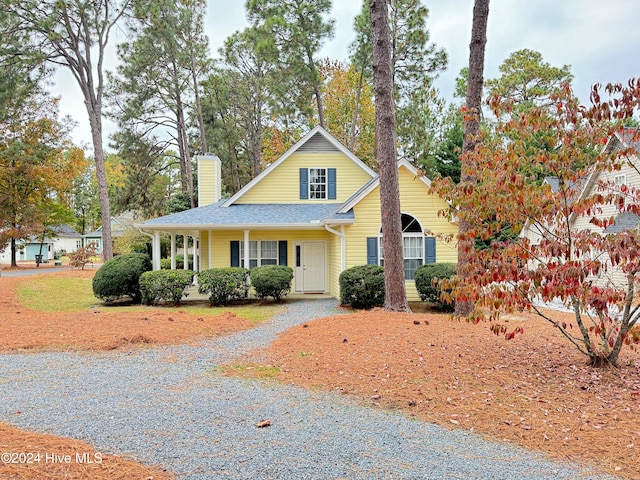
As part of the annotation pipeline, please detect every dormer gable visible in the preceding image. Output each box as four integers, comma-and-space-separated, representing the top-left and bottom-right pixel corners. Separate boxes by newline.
222, 126, 376, 206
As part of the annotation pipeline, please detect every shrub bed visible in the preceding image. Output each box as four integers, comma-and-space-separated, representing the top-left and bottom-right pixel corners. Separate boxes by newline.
250, 265, 293, 302
339, 264, 385, 309
198, 267, 249, 306
414, 263, 456, 310
92, 253, 152, 303
140, 269, 195, 305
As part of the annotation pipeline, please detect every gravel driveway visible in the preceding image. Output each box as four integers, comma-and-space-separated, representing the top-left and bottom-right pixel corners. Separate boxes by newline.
0, 299, 619, 479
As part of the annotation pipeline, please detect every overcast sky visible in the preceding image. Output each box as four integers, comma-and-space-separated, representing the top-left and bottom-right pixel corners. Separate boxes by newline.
52, 0, 640, 152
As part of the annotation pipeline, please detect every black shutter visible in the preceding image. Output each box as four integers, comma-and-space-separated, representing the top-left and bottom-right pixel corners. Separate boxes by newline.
366, 237, 378, 265
328, 168, 337, 199
278, 240, 288, 266
299, 168, 308, 199
230, 240, 240, 267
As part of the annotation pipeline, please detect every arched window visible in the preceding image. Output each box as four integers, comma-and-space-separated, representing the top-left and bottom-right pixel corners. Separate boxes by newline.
379, 214, 430, 280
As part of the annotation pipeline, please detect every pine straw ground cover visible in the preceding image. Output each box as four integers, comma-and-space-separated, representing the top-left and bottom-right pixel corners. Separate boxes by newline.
226, 308, 640, 480
0, 269, 276, 479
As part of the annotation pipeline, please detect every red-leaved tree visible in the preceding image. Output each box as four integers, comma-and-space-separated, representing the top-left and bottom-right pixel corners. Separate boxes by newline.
432, 79, 640, 367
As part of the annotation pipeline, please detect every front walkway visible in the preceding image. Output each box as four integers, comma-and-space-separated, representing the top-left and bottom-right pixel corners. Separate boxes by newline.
0, 300, 618, 479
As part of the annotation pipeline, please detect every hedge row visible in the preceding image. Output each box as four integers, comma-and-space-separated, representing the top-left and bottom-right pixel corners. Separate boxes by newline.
339, 263, 456, 310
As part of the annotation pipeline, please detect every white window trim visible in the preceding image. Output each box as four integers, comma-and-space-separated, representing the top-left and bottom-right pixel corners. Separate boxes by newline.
614, 174, 627, 192
378, 213, 425, 280
240, 240, 279, 268
308, 167, 327, 200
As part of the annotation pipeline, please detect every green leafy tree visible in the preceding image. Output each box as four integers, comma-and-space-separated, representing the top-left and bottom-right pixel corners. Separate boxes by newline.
351, 0, 448, 164
486, 49, 574, 113
246, 0, 335, 128
4, 0, 132, 261
208, 26, 280, 178
0, 8, 45, 119
109, 129, 177, 218
0, 95, 85, 266
109, 0, 211, 208
317, 60, 376, 168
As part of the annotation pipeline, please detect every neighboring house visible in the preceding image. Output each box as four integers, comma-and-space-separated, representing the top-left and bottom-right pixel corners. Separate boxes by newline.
520, 175, 588, 248
0, 224, 81, 263
0, 238, 54, 263
85, 212, 135, 255
137, 126, 458, 301
521, 128, 640, 288
569, 127, 640, 287
51, 224, 83, 255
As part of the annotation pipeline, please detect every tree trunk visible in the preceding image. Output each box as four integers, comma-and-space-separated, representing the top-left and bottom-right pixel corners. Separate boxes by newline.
350, 65, 365, 150
190, 55, 208, 154
456, 0, 490, 317
87, 105, 113, 262
10, 236, 17, 268
370, 0, 409, 313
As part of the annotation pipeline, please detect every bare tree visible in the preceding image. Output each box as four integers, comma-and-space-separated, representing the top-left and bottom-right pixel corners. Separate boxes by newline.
370, 0, 409, 312
5, 0, 132, 261
456, 0, 490, 316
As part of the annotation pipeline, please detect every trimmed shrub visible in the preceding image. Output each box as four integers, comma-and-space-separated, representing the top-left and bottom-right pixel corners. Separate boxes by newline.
176, 254, 193, 270
339, 264, 385, 309
198, 267, 249, 306
92, 253, 152, 303
414, 263, 457, 310
250, 265, 293, 302
140, 269, 195, 306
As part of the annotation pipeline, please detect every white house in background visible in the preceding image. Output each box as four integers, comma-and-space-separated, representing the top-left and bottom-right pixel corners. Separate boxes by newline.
521, 127, 640, 289
51, 224, 83, 255
0, 224, 81, 263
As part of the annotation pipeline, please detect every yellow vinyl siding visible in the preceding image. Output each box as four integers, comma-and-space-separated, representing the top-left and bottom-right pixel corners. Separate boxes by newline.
202, 229, 333, 292
198, 157, 221, 206
325, 232, 342, 298
343, 166, 458, 301
234, 152, 372, 204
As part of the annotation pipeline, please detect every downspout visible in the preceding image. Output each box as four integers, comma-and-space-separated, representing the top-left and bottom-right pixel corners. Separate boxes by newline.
324, 224, 346, 271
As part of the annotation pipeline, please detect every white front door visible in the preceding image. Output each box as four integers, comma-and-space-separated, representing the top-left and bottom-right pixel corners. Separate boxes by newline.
299, 241, 325, 292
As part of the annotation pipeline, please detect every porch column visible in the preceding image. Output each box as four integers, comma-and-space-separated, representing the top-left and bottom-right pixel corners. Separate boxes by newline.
194, 234, 200, 272
340, 225, 346, 271
184, 235, 189, 270
243, 229, 250, 269
152, 231, 161, 271
170, 234, 176, 270
208, 230, 213, 269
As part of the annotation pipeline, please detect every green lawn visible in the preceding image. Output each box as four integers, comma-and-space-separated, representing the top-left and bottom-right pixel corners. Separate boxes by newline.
16, 275, 281, 322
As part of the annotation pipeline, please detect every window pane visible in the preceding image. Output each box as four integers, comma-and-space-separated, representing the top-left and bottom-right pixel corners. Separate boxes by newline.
261, 240, 277, 258
404, 259, 422, 280
309, 168, 327, 199
403, 236, 422, 258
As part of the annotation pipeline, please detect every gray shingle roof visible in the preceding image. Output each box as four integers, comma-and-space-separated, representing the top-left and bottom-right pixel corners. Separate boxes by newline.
604, 211, 640, 233
52, 224, 81, 237
138, 202, 354, 228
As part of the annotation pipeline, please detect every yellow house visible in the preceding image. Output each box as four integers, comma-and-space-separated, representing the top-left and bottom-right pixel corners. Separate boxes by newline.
138, 126, 458, 301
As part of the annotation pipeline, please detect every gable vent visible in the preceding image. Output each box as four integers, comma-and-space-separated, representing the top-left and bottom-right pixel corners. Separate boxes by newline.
297, 132, 340, 152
